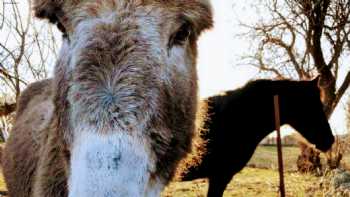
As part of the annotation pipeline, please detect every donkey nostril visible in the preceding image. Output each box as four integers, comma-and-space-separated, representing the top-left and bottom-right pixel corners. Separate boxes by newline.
112, 155, 122, 170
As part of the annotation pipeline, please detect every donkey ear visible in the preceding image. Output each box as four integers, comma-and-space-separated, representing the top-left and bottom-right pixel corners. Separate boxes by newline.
33, 0, 64, 23
183, 0, 213, 35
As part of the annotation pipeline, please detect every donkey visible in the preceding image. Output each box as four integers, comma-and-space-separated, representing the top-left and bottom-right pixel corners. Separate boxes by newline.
180, 78, 335, 197
2, 1, 213, 196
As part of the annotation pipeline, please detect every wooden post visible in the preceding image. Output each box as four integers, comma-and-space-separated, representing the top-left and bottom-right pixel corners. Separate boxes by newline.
274, 95, 285, 197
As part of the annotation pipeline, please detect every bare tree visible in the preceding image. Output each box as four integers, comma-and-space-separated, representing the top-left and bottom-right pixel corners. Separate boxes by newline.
0, 0, 59, 142
241, 0, 350, 117
0, 115, 12, 141
0, 0, 59, 116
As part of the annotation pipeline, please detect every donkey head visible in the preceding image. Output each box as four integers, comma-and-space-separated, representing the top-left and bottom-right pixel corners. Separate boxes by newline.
33, 0, 212, 196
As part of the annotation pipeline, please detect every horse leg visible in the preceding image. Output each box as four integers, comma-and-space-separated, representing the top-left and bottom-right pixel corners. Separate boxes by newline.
207, 171, 233, 197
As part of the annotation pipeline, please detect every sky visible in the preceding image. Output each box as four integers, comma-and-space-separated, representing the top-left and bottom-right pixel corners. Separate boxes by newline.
197, 0, 257, 98
196, 0, 349, 135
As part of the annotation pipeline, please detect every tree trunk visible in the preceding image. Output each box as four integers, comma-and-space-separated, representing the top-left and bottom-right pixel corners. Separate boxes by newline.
319, 71, 336, 118
0, 103, 16, 117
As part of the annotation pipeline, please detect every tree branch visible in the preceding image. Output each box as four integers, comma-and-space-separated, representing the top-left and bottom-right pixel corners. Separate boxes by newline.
330, 71, 350, 115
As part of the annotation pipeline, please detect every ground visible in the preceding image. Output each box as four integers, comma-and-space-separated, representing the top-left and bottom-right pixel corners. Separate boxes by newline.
247, 146, 302, 171
162, 146, 346, 197
162, 168, 322, 197
0, 173, 5, 192
0, 146, 345, 196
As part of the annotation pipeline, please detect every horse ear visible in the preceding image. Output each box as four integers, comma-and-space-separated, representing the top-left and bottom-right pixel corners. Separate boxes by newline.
312, 75, 327, 102
311, 75, 321, 87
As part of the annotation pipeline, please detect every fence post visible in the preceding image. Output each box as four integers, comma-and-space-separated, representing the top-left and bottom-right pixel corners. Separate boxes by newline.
274, 95, 285, 197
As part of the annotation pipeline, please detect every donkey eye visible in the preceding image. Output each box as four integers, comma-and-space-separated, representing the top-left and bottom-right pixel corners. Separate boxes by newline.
168, 22, 192, 48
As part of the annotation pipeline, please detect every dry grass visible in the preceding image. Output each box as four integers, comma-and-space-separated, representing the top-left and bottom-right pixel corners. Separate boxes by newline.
248, 145, 350, 171
162, 168, 323, 197
0, 167, 326, 197
162, 146, 339, 197
247, 146, 301, 171
0, 145, 346, 196
0, 173, 5, 191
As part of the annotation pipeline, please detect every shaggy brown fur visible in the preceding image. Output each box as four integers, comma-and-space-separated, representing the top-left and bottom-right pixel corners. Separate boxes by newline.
2, 79, 55, 197
3, 1, 213, 196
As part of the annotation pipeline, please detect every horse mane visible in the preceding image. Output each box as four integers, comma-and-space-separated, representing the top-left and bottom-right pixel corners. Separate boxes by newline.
208, 79, 314, 107
243, 78, 307, 93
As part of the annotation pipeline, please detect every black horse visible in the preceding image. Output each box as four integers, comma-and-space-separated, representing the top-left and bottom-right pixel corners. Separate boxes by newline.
181, 77, 335, 197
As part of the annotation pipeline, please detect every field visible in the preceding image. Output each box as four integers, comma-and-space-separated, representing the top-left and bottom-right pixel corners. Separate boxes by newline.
162, 146, 339, 197
247, 146, 302, 171
0, 146, 343, 196
163, 168, 323, 197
